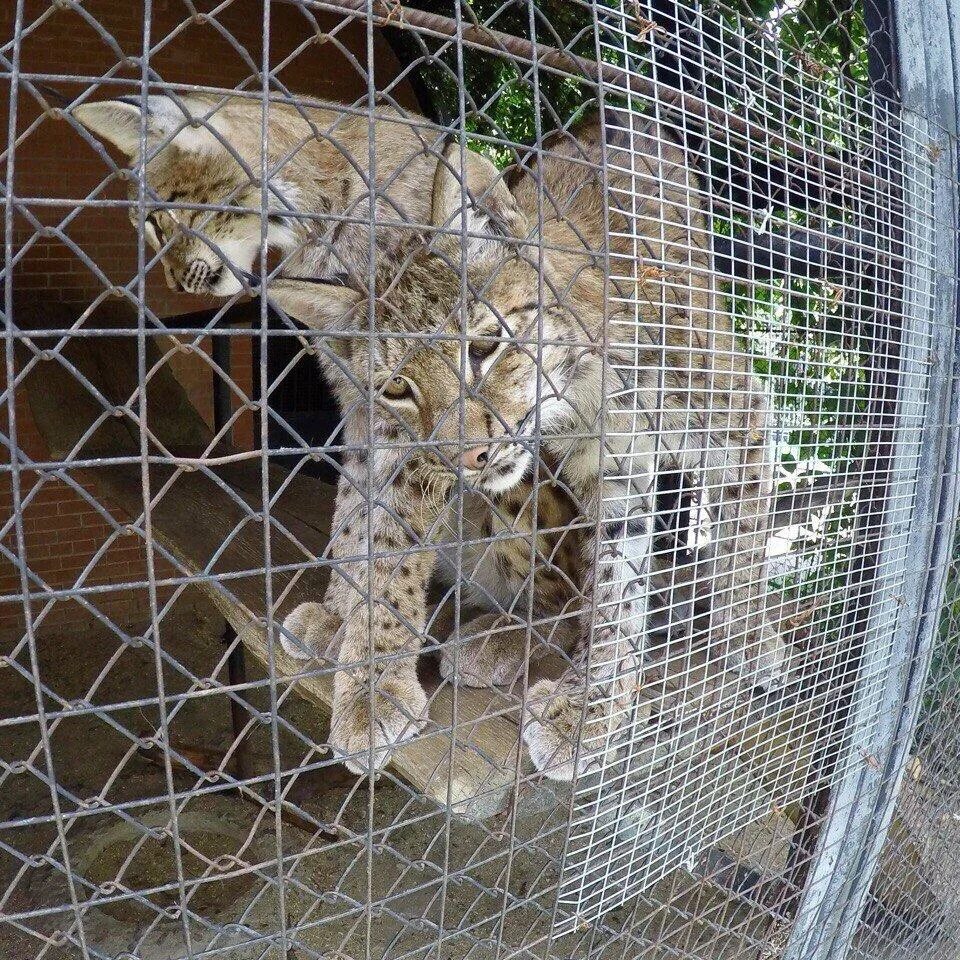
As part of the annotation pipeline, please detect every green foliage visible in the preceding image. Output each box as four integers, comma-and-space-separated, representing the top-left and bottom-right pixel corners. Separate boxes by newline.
399, 0, 600, 164
397, 0, 871, 166
775, 0, 869, 86
734, 271, 867, 630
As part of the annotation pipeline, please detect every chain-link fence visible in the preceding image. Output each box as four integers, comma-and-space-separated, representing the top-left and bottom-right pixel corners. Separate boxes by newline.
2, 1, 959, 958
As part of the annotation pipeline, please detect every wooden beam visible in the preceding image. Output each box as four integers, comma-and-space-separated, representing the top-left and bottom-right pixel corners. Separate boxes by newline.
18, 329, 556, 821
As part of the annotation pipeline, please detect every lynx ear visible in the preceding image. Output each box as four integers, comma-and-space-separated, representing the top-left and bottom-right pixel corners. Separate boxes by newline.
431, 140, 528, 260
74, 95, 222, 160
267, 278, 363, 333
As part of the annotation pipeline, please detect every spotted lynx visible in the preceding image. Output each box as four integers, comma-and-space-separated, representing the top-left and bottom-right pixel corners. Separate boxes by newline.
275, 109, 788, 780
76, 91, 595, 774
75, 93, 438, 294
268, 254, 585, 773
436, 109, 789, 775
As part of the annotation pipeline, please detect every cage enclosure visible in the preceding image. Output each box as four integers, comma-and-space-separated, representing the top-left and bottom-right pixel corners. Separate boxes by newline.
2, 1, 960, 959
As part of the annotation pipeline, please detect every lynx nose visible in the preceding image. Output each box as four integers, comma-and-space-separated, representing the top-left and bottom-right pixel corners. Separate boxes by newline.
461, 445, 490, 472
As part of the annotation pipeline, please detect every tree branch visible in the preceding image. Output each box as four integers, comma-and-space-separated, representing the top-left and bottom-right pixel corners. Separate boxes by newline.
715, 225, 875, 281
286, 0, 881, 202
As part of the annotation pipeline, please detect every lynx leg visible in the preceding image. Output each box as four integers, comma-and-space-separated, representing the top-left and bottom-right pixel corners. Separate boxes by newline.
330, 646, 430, 775
439, 611, 578, 688
523, 473, 653, 780
322, 454, 439, 773
704, 404, 790, 690
523, 677, 624, 781
280, 602, 340, 660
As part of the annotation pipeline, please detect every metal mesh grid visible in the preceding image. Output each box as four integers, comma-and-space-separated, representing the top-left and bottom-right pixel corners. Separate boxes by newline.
558, 0, 937, 928
0, 1, 956, 959
846, 532, 960, 960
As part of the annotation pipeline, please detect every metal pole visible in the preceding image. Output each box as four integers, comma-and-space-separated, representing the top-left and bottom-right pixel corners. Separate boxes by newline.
784, 0, 960, 955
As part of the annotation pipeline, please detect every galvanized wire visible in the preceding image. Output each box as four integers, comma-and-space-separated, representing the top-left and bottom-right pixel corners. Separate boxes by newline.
0, 2, 957, 960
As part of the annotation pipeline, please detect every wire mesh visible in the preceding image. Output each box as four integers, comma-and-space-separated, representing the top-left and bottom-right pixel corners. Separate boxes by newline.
0, 1, 956, 959
848, 536, 960, 960
557, 0, 938, 930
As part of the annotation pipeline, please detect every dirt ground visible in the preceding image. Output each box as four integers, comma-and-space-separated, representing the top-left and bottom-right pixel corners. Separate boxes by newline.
0, 592, 787, 960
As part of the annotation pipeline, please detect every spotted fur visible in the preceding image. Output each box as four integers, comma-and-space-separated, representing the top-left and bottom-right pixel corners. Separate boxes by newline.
81, 93, 789, 780
271, 108, 789, 779
74, 93, 439, 294
268, 252, 586, 772
429, 108, 790, 779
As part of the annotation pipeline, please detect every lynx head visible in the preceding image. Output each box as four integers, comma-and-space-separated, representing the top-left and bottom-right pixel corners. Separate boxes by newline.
74, 95, 300, 296
425, 141, 603, 481
267, 142, 596, 497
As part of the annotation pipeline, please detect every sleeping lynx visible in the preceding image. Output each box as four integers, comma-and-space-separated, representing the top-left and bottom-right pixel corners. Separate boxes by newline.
276, 109, 789, 779
74, 93, 438, 293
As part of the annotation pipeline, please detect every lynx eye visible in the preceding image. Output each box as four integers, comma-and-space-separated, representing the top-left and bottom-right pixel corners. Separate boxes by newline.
381, 375, 413, 399
469, 336, 500, 360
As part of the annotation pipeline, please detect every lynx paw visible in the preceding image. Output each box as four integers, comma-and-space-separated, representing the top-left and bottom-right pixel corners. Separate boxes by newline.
280, 602, 337, 661
330, 668, 429, 774
439, 614, 529, 688
522, 676, 629, 781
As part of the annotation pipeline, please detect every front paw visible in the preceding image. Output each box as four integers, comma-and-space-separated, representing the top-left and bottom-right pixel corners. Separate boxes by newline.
330, 667, 429, 774
522, 676, 644, 782
280, 602, 338, 661
439, 614, 529, 688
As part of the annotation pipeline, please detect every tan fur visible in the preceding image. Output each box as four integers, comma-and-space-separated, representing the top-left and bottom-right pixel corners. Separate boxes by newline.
434, 477, 585, 688
81, 93, 789, 780
269, 255, 585, 772
75, 93, 439, 295
430, 109, 789, 779
272, 109, 789, 779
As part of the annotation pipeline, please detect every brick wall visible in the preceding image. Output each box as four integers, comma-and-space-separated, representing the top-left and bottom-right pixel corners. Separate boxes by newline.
1, 0, 415, 637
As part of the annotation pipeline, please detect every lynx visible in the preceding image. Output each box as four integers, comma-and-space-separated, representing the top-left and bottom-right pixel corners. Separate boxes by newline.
276, 109, 789, 780
74, 93, 439, 294
76, 92, 596, 774
440, 109, 790, 775
268, 247, 587, 773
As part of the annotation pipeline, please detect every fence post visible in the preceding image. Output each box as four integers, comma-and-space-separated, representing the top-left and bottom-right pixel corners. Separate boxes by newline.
784, 0, 960, 956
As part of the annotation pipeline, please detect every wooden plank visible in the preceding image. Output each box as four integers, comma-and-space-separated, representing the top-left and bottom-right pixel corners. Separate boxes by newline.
19, 330, 833, 825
